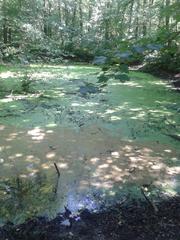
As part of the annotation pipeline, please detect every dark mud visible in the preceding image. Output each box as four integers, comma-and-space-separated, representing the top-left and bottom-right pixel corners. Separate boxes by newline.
0, 196, 180, 240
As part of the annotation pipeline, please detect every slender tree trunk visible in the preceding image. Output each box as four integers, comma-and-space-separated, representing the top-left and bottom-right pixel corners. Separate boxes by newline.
43, 0, 52, 37
148, 0, 154, 33
165, 0, 170, 31
104, 1, 110, 42
8, 26, 11, 43
128, 0, 134, 35
3, 18, 8, 44
43, 0, 48, 35
58, 0, 64, 46
64, 2, 69, 27
142, 0, 147, 36
88, 0, 93, 32
79, 0, 83, 40
70, 4, 77, 46
135, 0, 140, 40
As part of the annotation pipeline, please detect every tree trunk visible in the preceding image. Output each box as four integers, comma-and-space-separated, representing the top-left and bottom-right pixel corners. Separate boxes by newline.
128, 0, 134, 35
79, 0, 83, 39
165, 0, 170, 31
104, 1, 110, 42
142, 0, 147, 36
135, 0, 140, 40
43, 0, 52, 37
3, 19, 8, 44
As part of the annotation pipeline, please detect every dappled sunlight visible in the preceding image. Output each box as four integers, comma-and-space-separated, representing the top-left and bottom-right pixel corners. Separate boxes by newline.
0, 125, 5, 131
110, 81, 143, 88
41, 163, 51, 169
28, 127, 46, 141
58, 163, 69, 169
110, 116, 122, 121
0, 66, 179, 148
25, 155, 40, 164
167, 166, 180, 175
0, 93, 42, 103
46, 152, 56, 159
0, 65, 179, 223
0, 71, 21, 79
0, 124, 179, 222
31, 71, 61, 80
149, 80, 167, 86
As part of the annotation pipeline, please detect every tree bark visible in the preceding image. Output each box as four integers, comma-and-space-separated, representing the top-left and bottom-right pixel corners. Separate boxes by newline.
3, 18, 8, 44
142, 0, 147, 36
165, 0, 170, 31
79, 0, 83, 39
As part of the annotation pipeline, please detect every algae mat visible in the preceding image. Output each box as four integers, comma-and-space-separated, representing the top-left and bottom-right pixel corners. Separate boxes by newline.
0, 64, 179, 224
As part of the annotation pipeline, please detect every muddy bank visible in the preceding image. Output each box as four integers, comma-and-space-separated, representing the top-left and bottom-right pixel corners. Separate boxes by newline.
0, 196, 180, 240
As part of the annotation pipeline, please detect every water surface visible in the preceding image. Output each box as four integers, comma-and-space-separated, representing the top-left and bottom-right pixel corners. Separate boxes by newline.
0, 64, 179, 224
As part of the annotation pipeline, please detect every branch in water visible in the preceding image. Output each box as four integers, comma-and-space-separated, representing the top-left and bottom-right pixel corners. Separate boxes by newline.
54, 162, 60, 177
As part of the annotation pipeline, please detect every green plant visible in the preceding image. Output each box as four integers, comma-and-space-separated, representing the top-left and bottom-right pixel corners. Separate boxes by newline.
93, 52, 131, 85
21, 71, 33, 93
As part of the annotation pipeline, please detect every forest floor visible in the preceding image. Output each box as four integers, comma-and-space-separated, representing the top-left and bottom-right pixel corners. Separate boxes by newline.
0, 64, 180, 239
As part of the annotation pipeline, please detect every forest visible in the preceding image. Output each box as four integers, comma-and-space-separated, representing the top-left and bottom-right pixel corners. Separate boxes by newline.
0, 0, 179, 72
0, 0, 180, 240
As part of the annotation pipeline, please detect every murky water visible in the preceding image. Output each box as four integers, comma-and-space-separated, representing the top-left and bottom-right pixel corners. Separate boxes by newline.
0, 64, 179, 224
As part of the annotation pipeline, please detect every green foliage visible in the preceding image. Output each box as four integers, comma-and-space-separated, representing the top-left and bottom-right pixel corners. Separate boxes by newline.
114, 73, 130, 82
97, 72, 109, 83
20, 71, 35, 94
0, 0, 179, 72
95, 52, 131, 85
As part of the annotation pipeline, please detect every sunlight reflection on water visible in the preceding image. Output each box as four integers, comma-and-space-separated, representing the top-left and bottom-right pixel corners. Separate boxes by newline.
64, 191, 99, 213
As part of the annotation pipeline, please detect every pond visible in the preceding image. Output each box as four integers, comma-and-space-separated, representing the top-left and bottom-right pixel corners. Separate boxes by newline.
0, 64, 179, 225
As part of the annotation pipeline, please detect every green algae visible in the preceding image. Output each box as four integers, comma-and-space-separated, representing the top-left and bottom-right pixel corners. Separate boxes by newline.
0, 64, 179, 146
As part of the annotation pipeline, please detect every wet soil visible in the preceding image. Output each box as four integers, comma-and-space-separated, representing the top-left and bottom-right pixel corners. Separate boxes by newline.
0, 196, 180, 240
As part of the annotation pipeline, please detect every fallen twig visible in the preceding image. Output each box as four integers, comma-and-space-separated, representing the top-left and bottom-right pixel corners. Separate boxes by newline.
140, 187, 158, 213
54, 162, 60, 178
53, 177, 60, 195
